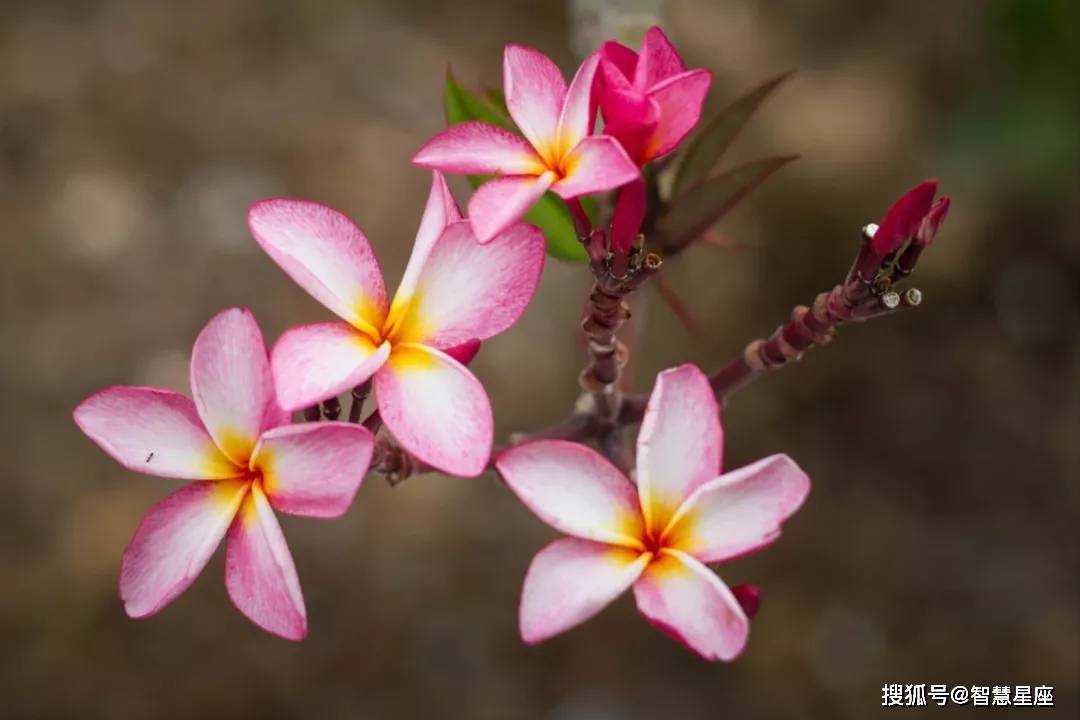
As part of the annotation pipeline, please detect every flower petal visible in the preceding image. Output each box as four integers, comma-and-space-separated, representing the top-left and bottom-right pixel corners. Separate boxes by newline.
503, 44, 566, 159
74, 387, 238, 480
633, 26, 686, 91
551, 136, 639, 200
645, 69, 712, 160
252, 422, 374, 518
189, 308, 277, 465
520, 537, 651, 644
598, 79, 660, 165
443, 338, 481, 366
467, 172, 556, 243
270, 322, 390, 412
373, 344, 492, 477
555, 53, 600, 155
636, 363, 721, 535
496, 440, 645, 548
386, 219, 545, 349
120, 479, 247, 617
664, 454, 810, 563
224, 483, 306, 640
248, 198, 388, 336
599, 40, 638, 83
610, 177, 646, 253
389, 171, 462, 324
412, 121, 544, 176
632, 549, 748, 661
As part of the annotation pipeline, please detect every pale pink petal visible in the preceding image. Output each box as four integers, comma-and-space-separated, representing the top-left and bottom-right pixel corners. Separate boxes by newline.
373, 344, 492, 477
632, 549, 748, 661
633, 26, 686, 91
248, 199, 388, 336
645, 69, 712, 160
664, 454, 810, 563
555, 53, 600, 154
189, 308, 276, 466
74, 387, 239, 480
225, 483, 306, 640
610, 177, 646, 253
385, 219, 545, 349
496, 440, 645, 547
551, 136, 639, 200
270, 323, 390, 412
636, 363, 722, 535
252, 422, 374, 518
520, 537, 651, 644
120, 479, 248, 617
503, 44, 566, 158
467, 172, 556, 243
412, 121, 545, 176
384, 171, 462, 335
599, 40, 638, 83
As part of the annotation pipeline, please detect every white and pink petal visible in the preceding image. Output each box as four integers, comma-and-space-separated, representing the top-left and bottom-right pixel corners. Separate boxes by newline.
467, 173, 555, 244
74, 387, 239, 480
496, 440, 645, 547
503, 44, 566, 158
632, 549, 748, 661
120, 479, 248, 617
663, 454, 810, 563
550, 136, 639, 200
373, 344, 493, 477
520, 537, 651, 644
635, 363, 722, 534
248, 199, 388, 336
270, 322, 390, 412
189, 307, 277, 465
253, 422, 374, 518
387, 219, 545, 349
412, 121, 545, 176
224, 483, 307, 641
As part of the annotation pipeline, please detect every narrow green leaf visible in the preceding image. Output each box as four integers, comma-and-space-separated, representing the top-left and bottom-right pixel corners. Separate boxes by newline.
672, 70, 794, 195
658, 155, 798, 252
484, 87, 509, 115
444, 69, 516, 131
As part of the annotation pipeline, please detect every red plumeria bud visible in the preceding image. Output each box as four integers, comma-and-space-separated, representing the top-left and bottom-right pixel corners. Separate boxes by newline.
871, 179, 938, 258
444, 339, 482, 366
730, 584, 762, 619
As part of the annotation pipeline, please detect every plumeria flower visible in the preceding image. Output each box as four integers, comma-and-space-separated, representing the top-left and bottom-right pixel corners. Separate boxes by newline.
73, 308, 374, 640
598, 27, 712, 252
496, 363, 810, 660
413, 46, 639, 243
249, 172, 544, 477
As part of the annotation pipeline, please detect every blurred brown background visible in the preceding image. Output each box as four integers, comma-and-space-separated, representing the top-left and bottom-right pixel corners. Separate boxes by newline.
2, 0, 1077, 718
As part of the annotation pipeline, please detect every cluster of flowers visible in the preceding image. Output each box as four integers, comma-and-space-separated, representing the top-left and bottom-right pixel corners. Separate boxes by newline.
74, 28, 943, 661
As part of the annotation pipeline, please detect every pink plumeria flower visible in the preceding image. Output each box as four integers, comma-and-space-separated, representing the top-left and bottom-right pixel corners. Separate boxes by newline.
73, 308, 374, 640
598, 27, 712, 253
249, 172, 545, 477
871, 178, 951, 257
496, 363, 810, 661
598, 26, 712, 166
413, 46, 639, 243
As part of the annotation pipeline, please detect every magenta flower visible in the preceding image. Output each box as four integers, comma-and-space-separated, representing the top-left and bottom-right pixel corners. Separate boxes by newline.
73, 308, 374, 640
598, 26, 712, 166
249, 172, 545, 477
413, 46, 639, 243
598, 27, 711, 252
871, 179, 952, 257
496, 363, 809, 661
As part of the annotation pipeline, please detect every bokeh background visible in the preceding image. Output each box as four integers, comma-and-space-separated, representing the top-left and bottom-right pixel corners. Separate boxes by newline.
2, 0, 1077, 717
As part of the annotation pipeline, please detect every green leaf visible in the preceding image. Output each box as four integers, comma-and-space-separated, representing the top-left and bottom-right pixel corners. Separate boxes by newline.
658, 155, 798, 252
672, 70, 794, 196
444, 69, 516, 131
